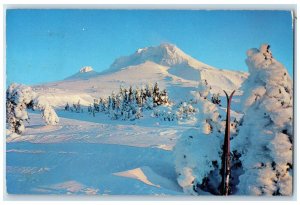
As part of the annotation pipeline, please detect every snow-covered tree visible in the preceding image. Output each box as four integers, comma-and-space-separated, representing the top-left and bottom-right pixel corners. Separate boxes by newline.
211, 93, 221, 105
88, 104, 93, 114
135, 87, 143, 107
144, 95, 154, 110
153, 82, 160, 106
96, 84, 170, 121
65, 102, 70, 111
108, 92, 118, 119
128, 86, 134, 103
232, 44, 293, 196
176, 102, 197, 120
6, 83, 59, 134
98, 97, 106, 112
115, 93, 123, 116
72, 100, 82, 113
198, 78, 211, 100
135, 106, 143, 119
107, 96, 112, 114
174, 73, 224, 195
145, 83, 153, 98
160, 89, 169, 105
152, 105, 176, 121
93, 99, 100, 112
6, 84, 36, 134
34, 97, 59, 125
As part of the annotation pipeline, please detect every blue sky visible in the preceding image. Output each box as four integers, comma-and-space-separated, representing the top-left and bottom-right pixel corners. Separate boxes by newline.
6, 10, 293, 85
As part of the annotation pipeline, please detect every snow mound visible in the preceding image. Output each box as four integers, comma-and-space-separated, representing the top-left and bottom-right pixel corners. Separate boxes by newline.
113, 166, 180, 191
114, 167, 160, 187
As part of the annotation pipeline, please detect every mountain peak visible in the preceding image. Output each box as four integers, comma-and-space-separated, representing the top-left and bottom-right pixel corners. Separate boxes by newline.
79, 66, 93, 73
159, 42, 177, 49
136, 43, 177, 54
65, 66, 97, 80
107, 43, 206, 73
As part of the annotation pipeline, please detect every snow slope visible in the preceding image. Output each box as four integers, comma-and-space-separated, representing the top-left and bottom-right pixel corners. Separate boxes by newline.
6, 112, 186, 195
32, 43, 248, 107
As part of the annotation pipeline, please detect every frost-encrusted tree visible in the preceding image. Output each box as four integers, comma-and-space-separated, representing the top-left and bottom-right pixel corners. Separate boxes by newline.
160, 89, 169, 105
153, 82, 160, 106
65, 102, 70, 111
176, 102, 197, 120
232, 44, 293, 196
211, 93, 221, 105
6, 84, 36, 134
34, 97, 60, 125
96, 84, 170, 121
6, 83, 59, 135
174, 73, 224, 195
135, 87, 143, 107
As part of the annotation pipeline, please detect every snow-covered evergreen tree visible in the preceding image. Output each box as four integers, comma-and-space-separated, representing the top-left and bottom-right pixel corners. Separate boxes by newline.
152, 105, 176, 121
176, 102, 197, 120
98, 97, 106, 112
144, 95, 154, 110
128, 86, 134, 103
145, 83, 153, 98
135, 106, 143, 119
6, 83, 59, 134
174, 72, 224, 195
6, 84, 36, 134
211, 93, 221, 105
232, 44, 293, 196
198, 78, 211, 100
106, 96, 112, 114
153, 82, 160, 106
34, 97, 59, 125
88, 104, 93, 114
65, 102, 70, 111
135, 87, 143, 107
72, 100, 82, 113
108, 92, 118, 119
93, 99, 100, 112
95, 84, 170, 121
160, 89, 169, 105
129, 91, 139, 120
115, 92, 123, 117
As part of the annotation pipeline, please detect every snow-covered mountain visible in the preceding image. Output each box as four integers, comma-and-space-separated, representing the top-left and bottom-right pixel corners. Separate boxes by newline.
33, 43, 248, 107
107, 43, 215, 73
7, 44, 293, 196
